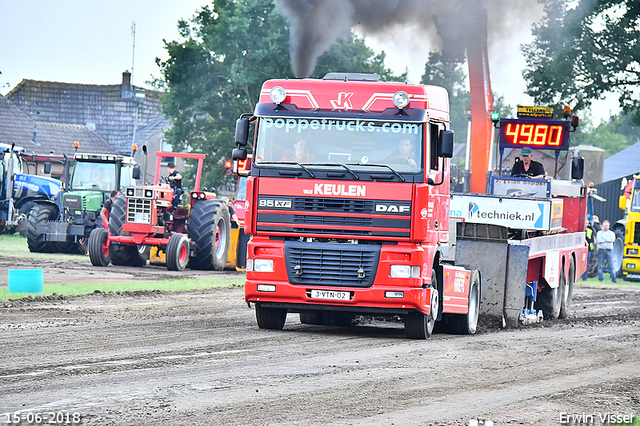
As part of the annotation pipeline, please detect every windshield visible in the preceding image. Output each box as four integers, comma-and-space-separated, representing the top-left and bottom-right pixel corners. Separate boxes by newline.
71, 162, 116, 191
632, 188, 640, 212
254, 117, 423, 173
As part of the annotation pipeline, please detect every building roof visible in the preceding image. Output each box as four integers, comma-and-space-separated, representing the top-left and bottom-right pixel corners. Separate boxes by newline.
603, 140, 640, 181
112, 116, 170, 155
5, 74, 165, 150
0, 94, 39, 151
0, 93, 111, 157
33, 122, 115, 156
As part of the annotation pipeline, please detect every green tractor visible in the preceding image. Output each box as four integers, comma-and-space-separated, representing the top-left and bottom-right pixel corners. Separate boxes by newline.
27, 152, 141, 254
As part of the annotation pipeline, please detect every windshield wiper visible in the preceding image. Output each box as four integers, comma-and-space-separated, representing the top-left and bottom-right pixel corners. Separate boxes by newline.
313, 163, 359, 180
353, 163, 405, 182
259, 161, 315, 178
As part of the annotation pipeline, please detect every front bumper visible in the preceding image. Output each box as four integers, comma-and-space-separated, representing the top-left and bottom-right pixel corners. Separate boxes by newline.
245, 280, 434, 316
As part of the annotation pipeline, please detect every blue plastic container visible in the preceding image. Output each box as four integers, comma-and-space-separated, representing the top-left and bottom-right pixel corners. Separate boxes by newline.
8, 269, 44, 294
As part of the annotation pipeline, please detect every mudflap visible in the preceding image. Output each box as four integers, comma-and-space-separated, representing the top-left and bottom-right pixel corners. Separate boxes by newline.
454, 223, 530, 328
504, 245, 530, 327
456, 239, 508, 321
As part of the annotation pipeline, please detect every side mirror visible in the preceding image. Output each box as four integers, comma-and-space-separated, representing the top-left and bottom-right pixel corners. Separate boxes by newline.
571, 157, 584, 180
132, 164, 141, 180
619, 195, 628, 211
44, 162, 52, 174
438, 130, 454, 158
232, 148, 248, 161
235, 118, 250, 147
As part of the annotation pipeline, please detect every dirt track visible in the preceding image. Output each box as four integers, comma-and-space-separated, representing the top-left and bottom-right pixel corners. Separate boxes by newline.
1, 256, 639, 425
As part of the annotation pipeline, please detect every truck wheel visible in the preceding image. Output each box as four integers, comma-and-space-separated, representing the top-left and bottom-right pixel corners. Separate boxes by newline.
448, 268, 481, 335
188, 200, 231, 270
559, 258, 575, 319
255, 303, 287, 330
537, 279, 561, 320
88, 228, 111, 266
300, 311, 325, 325
405, 271, 438, 339
613, 227, 624, 278
26, 204, 57, 253
322, 312, 354, 327
166, 233, 190, 271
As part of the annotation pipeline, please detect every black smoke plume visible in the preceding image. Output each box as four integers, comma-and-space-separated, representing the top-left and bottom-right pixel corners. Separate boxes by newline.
275, 0, 540, 78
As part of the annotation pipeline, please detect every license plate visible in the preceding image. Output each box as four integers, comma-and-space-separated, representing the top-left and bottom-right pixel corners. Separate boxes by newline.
135, 212, 149, 223
310, 290, 350, 300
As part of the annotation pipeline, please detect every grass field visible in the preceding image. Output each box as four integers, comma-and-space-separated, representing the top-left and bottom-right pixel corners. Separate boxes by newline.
0, 234, 244, 300
2, 234, 638, 301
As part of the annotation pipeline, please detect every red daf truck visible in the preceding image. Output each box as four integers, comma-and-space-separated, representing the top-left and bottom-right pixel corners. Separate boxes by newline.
232, 73, 588, 338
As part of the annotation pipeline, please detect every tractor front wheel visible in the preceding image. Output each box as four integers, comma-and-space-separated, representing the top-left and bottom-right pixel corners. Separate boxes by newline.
88, 228, 110, 266
166, 233, 190, 271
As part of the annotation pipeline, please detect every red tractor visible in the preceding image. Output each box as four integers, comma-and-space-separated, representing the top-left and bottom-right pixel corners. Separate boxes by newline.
88, 152, 231, 271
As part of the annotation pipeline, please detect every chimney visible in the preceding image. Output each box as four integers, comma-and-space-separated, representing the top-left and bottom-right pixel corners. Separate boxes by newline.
121, 70, 132, 99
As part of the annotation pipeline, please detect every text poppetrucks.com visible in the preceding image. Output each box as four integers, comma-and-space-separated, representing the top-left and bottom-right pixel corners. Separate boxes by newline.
559, 412, 636, 424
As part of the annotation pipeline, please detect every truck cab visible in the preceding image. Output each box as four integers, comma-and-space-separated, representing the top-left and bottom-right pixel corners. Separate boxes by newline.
235, 73, 461, 338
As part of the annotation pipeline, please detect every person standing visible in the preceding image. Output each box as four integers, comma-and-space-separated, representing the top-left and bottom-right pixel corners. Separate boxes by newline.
100, 191, 118, 228
581, 218, 595, 280
596, 219, 617, 283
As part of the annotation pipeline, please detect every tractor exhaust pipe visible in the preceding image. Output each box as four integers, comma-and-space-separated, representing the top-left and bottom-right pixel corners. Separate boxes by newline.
142, 145, 148, 185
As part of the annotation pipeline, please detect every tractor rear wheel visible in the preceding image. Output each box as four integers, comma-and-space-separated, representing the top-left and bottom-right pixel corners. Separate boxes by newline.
88, 227, 110, 266
107, 194, 147, 267
188, 200, 231, 270
166, 233, 190, 271
26, 204, 57, 253
57, 239, 88, 255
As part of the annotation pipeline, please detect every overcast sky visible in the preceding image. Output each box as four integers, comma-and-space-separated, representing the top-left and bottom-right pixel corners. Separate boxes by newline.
1, 0, 617, 124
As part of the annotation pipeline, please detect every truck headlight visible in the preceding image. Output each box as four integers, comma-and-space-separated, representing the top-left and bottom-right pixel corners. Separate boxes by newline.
627, 248, 638, 255
390, 265, 420, 278
247, 259, 274, 272
627, 263, 636, 269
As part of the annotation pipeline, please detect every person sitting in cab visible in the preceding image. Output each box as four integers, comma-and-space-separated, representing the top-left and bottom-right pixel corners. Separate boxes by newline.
386, 138, 417, 168
511, 146, 545, 178
167, 162, 183, 211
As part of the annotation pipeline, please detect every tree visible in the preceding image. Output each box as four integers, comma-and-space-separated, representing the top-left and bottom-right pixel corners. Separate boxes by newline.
155, 0, 403, 191
523, 0, 640, 123
572, 111, 640, 157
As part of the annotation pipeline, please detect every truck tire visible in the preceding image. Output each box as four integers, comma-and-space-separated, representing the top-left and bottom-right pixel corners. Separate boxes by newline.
26, 204, 57, 253
322, 312, 354, 327
188, 200, 231, 270
166, 233, 190, 271
88, 227, 111, 267
447, 268, 481, 335
405, 270, 438, 339
300, 311, 325, 325
107, 194, 147, 267
613, 226, 624, 278
559, 258, 575, 319
537, 279, 561, 320
255, 303, 287, 330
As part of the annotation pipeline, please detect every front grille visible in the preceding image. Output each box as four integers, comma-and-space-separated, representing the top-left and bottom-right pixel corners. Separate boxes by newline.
294, 197, 374, 214
293, 214, 373, 227
284, 241, 380, 287
127, 198, 152, 224
635, 222, 640, 245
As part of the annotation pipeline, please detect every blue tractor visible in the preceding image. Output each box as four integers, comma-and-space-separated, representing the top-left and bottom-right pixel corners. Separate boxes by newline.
0, 143, 62, 235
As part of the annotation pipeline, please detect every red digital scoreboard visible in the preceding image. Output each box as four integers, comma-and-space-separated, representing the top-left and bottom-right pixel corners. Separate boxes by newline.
499, 118, 570, 151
